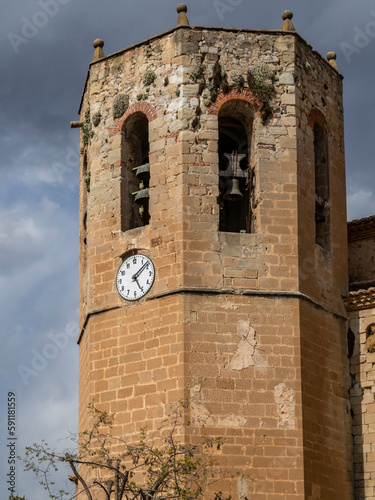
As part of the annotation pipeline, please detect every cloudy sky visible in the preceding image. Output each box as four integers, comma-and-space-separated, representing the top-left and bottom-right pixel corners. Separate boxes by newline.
1, 0, 374, 497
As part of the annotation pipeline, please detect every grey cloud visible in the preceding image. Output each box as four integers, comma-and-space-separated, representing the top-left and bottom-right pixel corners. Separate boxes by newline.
1, 1, 374, 497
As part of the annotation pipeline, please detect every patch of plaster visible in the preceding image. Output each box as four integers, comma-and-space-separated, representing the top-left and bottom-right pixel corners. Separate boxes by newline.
230, 321, 256, 370
237, 475, 250, 499
230, 321, 267, 373
217, 415, 247, 427
274, 383, 296, 429
190, 385, 246, 427
190, 385, 212, 425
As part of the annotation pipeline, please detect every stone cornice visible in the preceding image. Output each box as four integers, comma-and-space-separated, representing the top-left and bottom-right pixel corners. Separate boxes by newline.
78, 287, 348, 344
344, 287, 375, 311
348, 215, 375, 242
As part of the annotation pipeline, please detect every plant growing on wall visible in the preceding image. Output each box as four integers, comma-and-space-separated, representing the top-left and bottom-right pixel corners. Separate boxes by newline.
20, 403, 237, 500
82, 108, 94, 147
92, 112, 101, 127
231, 71, 245, 90
113, 94, 130, 119
193, 61, 230, 106
85, 172, 91, 193
142, 70, 156, 87
247, 63, 275, 124
189, 64, 206, 83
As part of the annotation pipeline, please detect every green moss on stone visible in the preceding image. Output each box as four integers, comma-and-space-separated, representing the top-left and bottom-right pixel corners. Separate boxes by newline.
113, 94, 129, 119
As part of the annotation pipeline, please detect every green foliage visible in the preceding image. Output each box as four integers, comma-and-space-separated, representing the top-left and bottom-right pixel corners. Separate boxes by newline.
247, 64, 274, 101
136, 93, 148, 101
142, 70, 156, 86
92, 112, 101, 127
231, 71, 245, 89
23, 439, 71, 500
189, 64, 206, 83
85, 172, 91, 193
82, 108, 94, 147
9, 495, 27, 500
175, 89, 181, 97
164, 76, 169, 86
20, 402, 236, 500
247, 64, 275, 124
113, 93, 129, 119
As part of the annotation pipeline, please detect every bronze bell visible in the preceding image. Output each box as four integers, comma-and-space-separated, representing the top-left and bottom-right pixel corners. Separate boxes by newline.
135, 163, 150, 183
223, 178, 243, 201
134, 188, 150, 205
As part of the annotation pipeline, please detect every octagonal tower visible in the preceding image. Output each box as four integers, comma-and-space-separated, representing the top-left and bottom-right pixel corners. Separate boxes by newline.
76, 6, 352, 498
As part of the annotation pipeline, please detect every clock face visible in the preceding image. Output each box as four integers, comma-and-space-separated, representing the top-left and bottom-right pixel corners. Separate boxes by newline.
116, 254, 155, 301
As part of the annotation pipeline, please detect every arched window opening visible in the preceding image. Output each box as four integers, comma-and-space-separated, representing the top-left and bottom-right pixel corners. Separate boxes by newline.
218, 103, 253, 233
82, 152, 89, 246
314, 122, 330, 249
121, 112, 150, 232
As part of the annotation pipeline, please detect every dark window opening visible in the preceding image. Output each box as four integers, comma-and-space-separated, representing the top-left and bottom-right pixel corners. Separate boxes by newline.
83, 211, 87, 245
314, 122, 330, 249
121, 112, 150, 232
218, 113, 251, 233
82, 153, 88, 247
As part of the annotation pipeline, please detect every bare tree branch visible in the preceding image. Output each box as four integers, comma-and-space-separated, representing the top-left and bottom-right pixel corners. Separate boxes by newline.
20, 403, 236, 500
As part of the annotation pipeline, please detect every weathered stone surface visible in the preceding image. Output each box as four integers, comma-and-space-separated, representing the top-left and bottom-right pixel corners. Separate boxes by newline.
78, 21, 351, 500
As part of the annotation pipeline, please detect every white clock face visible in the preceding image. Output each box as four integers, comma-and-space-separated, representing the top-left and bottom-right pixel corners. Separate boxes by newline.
116, 254, 155, 301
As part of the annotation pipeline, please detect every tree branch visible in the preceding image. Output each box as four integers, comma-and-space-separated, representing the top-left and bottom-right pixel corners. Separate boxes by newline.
65, 453, 93, 500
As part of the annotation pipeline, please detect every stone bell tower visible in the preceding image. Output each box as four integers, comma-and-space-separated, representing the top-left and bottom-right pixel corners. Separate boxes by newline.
75, 5, 352, 498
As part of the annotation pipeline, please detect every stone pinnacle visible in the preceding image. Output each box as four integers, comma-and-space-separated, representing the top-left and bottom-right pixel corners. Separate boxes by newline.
92, 39, 105, 62
177, 4, 189, 27
327, 51, 338, 71
282, 10, 295, 32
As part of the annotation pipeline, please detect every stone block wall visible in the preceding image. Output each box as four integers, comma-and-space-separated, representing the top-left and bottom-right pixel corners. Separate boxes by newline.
348, 305, 375, 500
300, 301, 352, 498
184, 293, 305, 498
347, 218, 375, 499
77, 24, 352, 498
295, 37, 347, 311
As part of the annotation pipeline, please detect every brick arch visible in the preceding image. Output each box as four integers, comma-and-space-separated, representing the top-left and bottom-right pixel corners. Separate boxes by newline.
208, 88, 260, 115
109, 101, 157, 136
308, 108, 330, 133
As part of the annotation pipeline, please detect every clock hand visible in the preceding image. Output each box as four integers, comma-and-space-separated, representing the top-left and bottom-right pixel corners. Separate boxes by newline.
134, 277, 143, 291
132, 263, 148, 281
